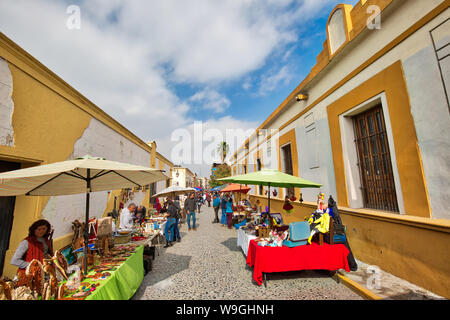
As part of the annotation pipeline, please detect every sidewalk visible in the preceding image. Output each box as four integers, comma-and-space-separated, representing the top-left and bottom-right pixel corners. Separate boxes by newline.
337, 260, 445, 300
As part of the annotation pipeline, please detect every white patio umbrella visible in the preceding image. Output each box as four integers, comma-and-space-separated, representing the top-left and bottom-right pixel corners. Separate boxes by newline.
151, 185, 196, 199
0, 155, 168, 274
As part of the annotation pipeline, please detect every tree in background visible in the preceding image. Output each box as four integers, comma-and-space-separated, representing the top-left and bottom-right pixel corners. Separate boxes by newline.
217, 141, 229, 164
209, 163, 231, 189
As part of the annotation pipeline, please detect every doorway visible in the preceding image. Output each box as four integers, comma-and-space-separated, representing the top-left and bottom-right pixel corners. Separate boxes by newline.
0, 160, 21, 276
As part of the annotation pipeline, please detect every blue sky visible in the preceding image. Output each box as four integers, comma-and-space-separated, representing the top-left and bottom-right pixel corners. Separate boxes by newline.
0, 0, 359, 177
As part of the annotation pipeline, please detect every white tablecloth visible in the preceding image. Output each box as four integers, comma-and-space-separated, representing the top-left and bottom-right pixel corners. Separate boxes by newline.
237, 228, 257, 257
159, 221, 167, 236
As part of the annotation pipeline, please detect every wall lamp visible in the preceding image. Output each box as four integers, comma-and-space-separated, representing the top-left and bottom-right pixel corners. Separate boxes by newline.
296, 93, 309, 101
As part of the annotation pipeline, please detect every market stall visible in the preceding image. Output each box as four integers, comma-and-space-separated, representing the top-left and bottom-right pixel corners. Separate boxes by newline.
220, 183, 251, 225
63, 244, 144, 300
219, 169, 354, 287
0, 155, 168, 300
246, 240, 350, 287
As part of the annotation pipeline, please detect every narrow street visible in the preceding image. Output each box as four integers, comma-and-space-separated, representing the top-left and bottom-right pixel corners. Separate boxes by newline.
133, 205, 363, 300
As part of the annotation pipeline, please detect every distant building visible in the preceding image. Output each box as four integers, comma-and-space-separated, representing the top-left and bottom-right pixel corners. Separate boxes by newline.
199, 177, 209, 189
172, 166, 196, 188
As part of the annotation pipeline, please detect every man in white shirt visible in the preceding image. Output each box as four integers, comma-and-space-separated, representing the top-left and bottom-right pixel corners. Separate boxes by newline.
119, 203, 136, 230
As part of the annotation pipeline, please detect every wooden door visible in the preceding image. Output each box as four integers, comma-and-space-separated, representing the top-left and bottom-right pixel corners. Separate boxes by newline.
0, 160, 20, 275
257, 158, 263, 195
353, 106, 399, 212
281, 144, 295, 198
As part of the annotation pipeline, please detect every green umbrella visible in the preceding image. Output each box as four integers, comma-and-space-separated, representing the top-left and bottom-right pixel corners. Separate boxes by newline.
218, 169, 321, 213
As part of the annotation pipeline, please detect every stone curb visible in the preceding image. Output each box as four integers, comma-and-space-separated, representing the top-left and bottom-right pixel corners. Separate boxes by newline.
333, 271, 383, 300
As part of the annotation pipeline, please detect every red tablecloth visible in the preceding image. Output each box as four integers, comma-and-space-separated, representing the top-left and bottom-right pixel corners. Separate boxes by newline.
246, 240, 350, 286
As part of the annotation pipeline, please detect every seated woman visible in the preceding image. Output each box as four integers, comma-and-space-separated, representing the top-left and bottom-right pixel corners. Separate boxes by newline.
10, 219, 54, 277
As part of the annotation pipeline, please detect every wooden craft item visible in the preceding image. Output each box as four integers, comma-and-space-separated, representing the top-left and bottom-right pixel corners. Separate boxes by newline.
97, 217, 113, 237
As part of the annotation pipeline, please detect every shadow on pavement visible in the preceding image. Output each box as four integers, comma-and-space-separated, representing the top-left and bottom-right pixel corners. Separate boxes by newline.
132, 252, 192, 300
382, 290, 445, 300
250, 270, 337, 287
220, 237, 241, 252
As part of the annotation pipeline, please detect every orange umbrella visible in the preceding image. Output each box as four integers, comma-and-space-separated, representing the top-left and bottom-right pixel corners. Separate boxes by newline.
219, 183, 250, 194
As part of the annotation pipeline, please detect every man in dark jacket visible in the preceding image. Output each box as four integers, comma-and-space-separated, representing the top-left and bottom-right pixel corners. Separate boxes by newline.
184, 193, 197, 231
206, 194, 211, 207
171, 196, 182, 243
163, 198, 178, 247
212, 193, 221, 223
195, 194, 202, 214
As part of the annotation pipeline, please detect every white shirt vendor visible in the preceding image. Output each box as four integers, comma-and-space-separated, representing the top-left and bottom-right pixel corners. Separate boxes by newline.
119, 204, 136, 230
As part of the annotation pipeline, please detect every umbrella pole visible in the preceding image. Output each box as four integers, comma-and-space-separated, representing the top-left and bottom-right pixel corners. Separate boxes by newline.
84, 169, 91, 275
267, 183, 271, 214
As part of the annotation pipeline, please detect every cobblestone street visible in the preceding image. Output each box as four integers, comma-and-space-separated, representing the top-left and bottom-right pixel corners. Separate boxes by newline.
133, 206, 363, 300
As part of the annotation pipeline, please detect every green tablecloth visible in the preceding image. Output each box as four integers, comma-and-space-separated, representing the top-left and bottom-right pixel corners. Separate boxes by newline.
71, 245, 144, 300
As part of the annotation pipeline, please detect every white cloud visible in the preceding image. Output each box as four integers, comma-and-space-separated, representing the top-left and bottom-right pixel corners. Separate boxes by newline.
257, 65, 294, 96
0, 0, 341, 176
166, 116, 258, 176
242, 77, 253, 91
188, 89, 231, 114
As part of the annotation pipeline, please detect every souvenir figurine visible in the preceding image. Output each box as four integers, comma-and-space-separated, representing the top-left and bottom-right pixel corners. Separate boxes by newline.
317, 192, 325, 212
307, 202, 330, 244
283, 196, 294, 214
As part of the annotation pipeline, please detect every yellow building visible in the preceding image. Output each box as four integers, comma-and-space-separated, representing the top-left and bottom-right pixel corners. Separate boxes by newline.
0, 33, 172, 278
230, 0, 450, 298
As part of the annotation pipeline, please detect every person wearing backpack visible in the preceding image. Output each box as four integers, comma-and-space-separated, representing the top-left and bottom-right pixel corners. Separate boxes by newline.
171, 196, 182, 243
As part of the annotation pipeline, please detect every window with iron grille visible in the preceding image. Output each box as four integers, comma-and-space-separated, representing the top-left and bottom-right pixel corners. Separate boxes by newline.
281, 143, 295, 198
352, 105, 399, 212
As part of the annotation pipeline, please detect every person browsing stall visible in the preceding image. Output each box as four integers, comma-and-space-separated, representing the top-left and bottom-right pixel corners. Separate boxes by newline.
163, 198, 179, 247
171, 196, 182, 243
134, 205, 146, 224
220, 193, 227, 226
225, 193, 234, 229
119, 202, 136, 230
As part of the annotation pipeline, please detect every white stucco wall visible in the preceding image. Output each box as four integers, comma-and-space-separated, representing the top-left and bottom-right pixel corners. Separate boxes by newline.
0, 57, 14, 146
42, 118, 152, 238
402, 33, 450, 219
